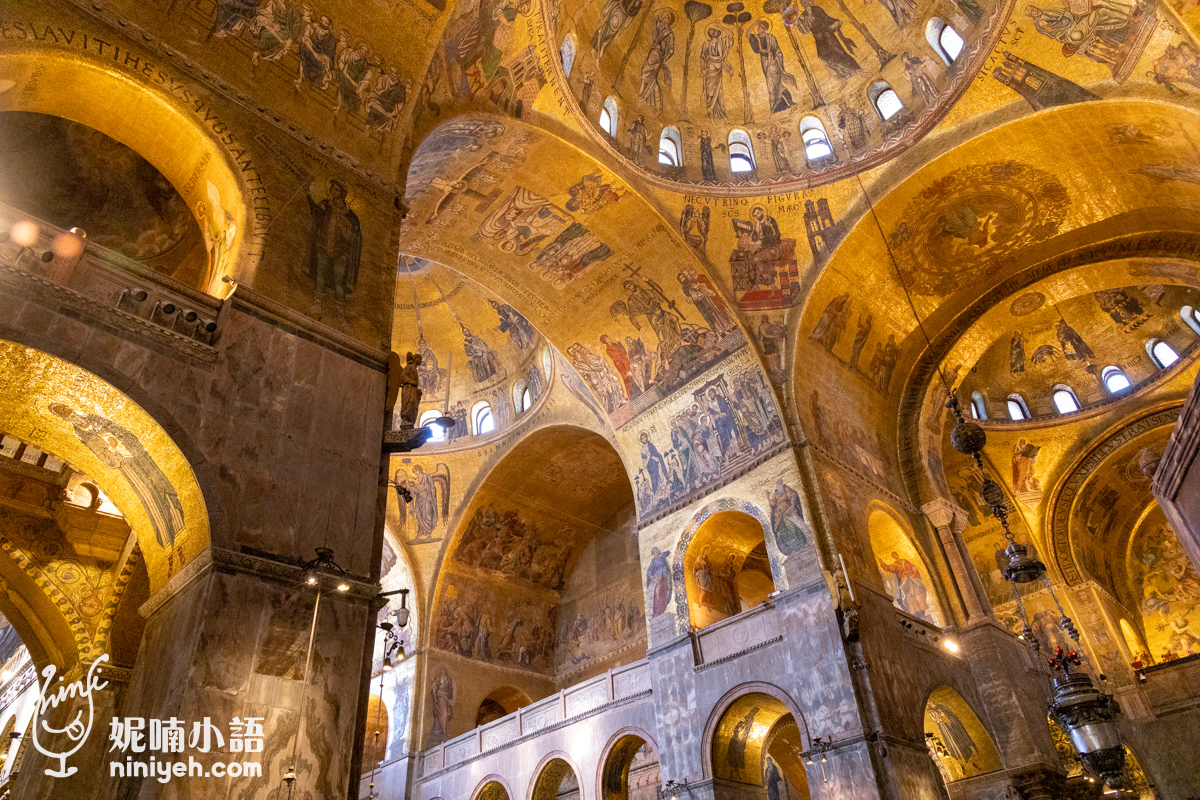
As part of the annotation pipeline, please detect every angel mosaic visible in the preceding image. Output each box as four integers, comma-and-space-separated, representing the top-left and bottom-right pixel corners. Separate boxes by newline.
393, 463, 450, 543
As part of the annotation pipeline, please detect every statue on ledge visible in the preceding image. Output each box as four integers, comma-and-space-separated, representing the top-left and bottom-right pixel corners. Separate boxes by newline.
397, 351, 423, 429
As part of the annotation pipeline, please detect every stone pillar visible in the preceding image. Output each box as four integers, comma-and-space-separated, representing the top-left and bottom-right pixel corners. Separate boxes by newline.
922, 498, 991, 624
1152, 381, 1200, 572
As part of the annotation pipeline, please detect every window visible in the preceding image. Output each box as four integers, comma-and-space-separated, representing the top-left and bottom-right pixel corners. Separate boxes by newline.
728, 129, 755, 173
419, 410, 447, 442
658, 126, 682, 166
1148, 339, 1179, 369
560, 34, 576, 78
970, 391, 988, 421
1007, 394, 1030, 421
473, 401, 495, 435
800, 116, 833, 162
926, 18, 963, 65
869, 81, 903, 121
599, 97, 617, 137
1102, 366, 1131, 394
513, 380, 529, 415
1181, 306, 1200, 336
1052, 385, 1081, 414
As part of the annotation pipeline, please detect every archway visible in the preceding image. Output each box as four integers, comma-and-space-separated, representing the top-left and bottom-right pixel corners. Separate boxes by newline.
866, 508, 944, 626
600, 731, 661, 800
475, 686, 533, 727
0, 51, 249, 294
683, 509, 777, 630
531, 756, 582, 800
475, 778, 513, 800
923, 687, 1002, 784
708, 691, 811, 799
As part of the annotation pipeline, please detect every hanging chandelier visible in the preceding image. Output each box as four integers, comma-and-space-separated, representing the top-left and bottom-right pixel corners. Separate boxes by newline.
945, 396, 1127, 788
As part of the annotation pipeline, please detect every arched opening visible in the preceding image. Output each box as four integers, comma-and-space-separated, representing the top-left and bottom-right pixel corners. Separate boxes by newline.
709, 692, 811, 798
531, 757, 581, 800
473, 401, 495, 435
428, 427, 639, 743
1129, 513, 1200, 664
1148, 338, 1179, 369
474, 779, 511, 800
658, 126, 682, 166
969, 391, 988, 420
799, 116, 834, 164
1101, 366, 1131, 394
728, 130, 756, 174
867, 508, 944, 625
474, 686, 532, 727
420, 409, 449, 441
0, 51, 248, 294
925, 18, 963, 64
600, 97, 619, 138
1007, 393, 1030, 420
869, 81, 904, 121
561, 33, 577, 78
363, 694, 390, 771
923, 687, 1002, 783
601, 733, 661, 800
1051, 384, 1081, 414
684, 510, 776, 630
1181, 305, 1200, 336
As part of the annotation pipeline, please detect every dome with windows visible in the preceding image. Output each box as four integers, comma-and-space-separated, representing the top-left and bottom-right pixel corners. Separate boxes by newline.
394, 257, 552, 446
548, 0, 1000, 190
956, 282, 1200, 423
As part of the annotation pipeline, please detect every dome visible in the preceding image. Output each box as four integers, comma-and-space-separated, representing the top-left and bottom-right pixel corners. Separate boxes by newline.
549, 0, 999, 191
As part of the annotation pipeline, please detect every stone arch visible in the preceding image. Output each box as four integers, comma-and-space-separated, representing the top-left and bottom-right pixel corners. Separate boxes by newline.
923, 686, 1003, 784
473, 775, 516, 800
702, 683, 812, 797
528, 752, 585, 800
0, 50, 251, 294
866, 504, 945, 626
475, 685, 532, 727
670, 498, 779, 630
0, 340, 211, 596
597, 727, 661, 800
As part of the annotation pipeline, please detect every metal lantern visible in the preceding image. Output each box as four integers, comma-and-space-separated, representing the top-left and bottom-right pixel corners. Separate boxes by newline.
1047, 649, 1125, 785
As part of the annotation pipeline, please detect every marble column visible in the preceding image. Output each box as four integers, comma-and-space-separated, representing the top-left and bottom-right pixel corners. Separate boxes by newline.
922, 498, 991, 625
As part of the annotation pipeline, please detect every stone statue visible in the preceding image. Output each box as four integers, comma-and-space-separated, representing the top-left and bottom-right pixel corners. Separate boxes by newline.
398, 351, 423, 428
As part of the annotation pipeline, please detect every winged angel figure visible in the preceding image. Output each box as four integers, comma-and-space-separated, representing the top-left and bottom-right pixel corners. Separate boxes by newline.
393, 463, 451, 543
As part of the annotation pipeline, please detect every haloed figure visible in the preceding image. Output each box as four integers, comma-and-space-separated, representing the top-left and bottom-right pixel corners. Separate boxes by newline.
304, 178, 362, 325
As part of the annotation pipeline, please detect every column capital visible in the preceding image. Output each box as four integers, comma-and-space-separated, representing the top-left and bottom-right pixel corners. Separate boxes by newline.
921, 497, 967, 532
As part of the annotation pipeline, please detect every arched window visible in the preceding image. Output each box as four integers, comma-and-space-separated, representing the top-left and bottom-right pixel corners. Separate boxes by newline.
970, 391, 988, 421
1051, 385, 1081, 414
869, 81, 904, 121
599, 97, 618, 138
472, 401, 495, 435
658, 126, 682, 166
560, 33, 576, 78
1007, 394, 1030, 421
800, 116, 833, 162
728, 129, 755, 173
1181, 305, 1200, 336
1101, 366, 1131, 394
1148, 338, 1179, 369
926, 18, 963, 64
512, 380, 529, 415
419, 410, 447, 442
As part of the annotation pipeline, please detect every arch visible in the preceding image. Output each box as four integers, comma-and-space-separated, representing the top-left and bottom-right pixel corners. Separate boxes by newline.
1101, 366, 1131, 394
0, 50, 248, 294
561, 33, 577, 78
362, 693, 389, 770
0, 340, 210, 595
799, 116, 834, 163
657, 126, 682, 167
703, 684, 812, 797
473, 776, 515, 800
420, 409, 449, 441
597, 727, 661, 800
728, 129, 755, 174
969, 391, 988, 421
1147, 338, 1179, 369
925, 18, 963, 65
512, 380, 530, 415
1119, 618, 1150, 665
475, 685, 532, 727
473, 401, 495, 435
1007, 393, 1031, 421
600, 97, 618, 138
680, 508, 777, 630
529, 753, 583, 800
1051, 384, 1081, 414
869, 81, 903, 121
1181, 305, 1200, 337
923, 686, 1003, 783
867, 506, 944, 625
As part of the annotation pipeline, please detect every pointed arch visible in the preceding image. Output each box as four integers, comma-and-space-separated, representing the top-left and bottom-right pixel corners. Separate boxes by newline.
923, 686, 1003, 783
867, 505, 945, 626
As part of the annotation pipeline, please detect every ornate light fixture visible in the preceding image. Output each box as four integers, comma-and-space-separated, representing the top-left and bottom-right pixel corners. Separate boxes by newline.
946, 396, 1126, 787
657, 778, 690, 800
802, 736, 833, 783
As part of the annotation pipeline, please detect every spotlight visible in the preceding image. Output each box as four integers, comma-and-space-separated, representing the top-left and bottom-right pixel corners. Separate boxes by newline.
336, 581, 350, 592
943, 639, 960, 654
304, 572, 318, 586
10, 220, 39, 247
